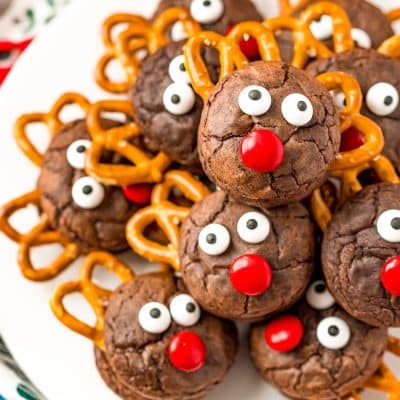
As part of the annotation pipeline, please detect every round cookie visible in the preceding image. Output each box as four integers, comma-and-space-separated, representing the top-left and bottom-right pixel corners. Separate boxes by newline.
37, 119, 140, 253
102, 272, 238, 400
307, 48, 400, 173
198, 61, 340, 207
153, 0, 262, 38
131, 40, 219, 169
322, 183, 400, 327
179, 190, 315, 321
249, 281, 388, 400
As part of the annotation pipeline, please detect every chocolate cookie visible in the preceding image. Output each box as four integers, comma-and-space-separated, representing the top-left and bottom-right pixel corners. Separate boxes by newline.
322, 183, 400, 327
131, 40, 219, 169
179, 190, 315, 321
249, 280, 388, 400
198, 61, 340, 207
278, 0, 394, 63
102, 272, 238, 400
37, 119, 140, 253
153, 0, 262, 40
307, 48, 400, 173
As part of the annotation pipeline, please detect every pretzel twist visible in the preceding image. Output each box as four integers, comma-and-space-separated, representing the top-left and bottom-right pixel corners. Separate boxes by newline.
0, 190, 81, 281
51, 251, 134, 350
84, 99, 171, 186
310, 72, 399, 231
14, 93, 90, 166
95, 8, 201, 93
126, 170, 210, 271
378, 34, 400, 60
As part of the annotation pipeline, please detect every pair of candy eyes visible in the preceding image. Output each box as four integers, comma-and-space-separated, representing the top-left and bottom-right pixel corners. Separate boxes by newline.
310, 16, 372, 49
333, 82, 399, 117
198, 211, 270, 256
66, 139, 105, 210
239, 85, 314, 127
138, 294, 201, 334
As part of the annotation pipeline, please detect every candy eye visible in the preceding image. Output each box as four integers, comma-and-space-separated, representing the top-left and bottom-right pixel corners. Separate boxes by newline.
281, 93, 314, 126
190, 0, 224, 24
376, 209, 400, 243
198, 223, 230, 256
168, 55, 191, 84
331, 91, 346, 110
351, 28, 371, 49
238, 85, 272, 116
309, 15, 333, 40
138, 302, 171, 334
171, 21, 189, 42
163, 83, 196, 115
236, 211, 270, 244
366, 82, 399, 116
170, 294, 201, 327
66, 139, 91, 169
71, 176, 105, 209
306, 281, 335, 310
317, 316, 351, 350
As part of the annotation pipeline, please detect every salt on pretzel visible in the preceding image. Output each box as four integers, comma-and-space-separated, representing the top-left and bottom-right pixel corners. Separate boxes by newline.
310, 72, 399, 231
84, 99, 171, 186
126, 170, 210, 271
50, 251, 134, 350
0, 190, 80, 281
14, 93, 90, 166
95, 7, 201, 94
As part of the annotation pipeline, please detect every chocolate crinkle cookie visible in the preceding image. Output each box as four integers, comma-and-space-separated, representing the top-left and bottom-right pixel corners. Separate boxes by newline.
98, 272, 238, 400
179, 190, 315, 321
198, 61, 340, 207
153, 0, 262, 39
249, 280, 388, 400
307, 48, 400, 173
131, 40, 219, 169
37, 119, 139, 253
322, 183, 400, 327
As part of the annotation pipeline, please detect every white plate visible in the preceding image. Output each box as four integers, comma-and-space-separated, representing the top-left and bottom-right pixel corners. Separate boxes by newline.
0, 0, 399, 399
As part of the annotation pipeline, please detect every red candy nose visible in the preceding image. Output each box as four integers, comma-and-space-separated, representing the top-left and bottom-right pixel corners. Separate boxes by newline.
339, 127, 365, 152
168, 331, 206, 373
122, 183, 153, 205
226, 25, 260, 61
264, 315, 304, 352
381, 256, 400, 296
230, 254, 272, 296
240, 130, 284, 173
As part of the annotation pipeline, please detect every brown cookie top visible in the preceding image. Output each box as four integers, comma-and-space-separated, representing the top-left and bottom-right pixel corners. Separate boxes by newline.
307, 48, 400, 172
153, 0, 262, 36
103, 272, 238, 400
250, 287, 387, 400
179, 190, 315, 321
198, 61, 340, 207
37, 119, 138, 253
131, 40, 219, 168
322, 183, 400, 327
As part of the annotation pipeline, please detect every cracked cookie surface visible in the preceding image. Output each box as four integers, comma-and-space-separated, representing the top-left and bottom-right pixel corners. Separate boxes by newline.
179, 190, 315, 321
37, 119, 138, 253
249, 301, 387, 400
103, 272, 238, 400
322, 183, 400, 327
198, 61, 340, 207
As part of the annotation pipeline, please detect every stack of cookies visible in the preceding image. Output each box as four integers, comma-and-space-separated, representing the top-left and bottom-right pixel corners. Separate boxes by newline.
1, 0, 400, 399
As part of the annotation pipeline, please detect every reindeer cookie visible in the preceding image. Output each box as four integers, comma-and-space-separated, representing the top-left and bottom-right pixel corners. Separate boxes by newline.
249, 280, 388, 399
179, 190, 315, 321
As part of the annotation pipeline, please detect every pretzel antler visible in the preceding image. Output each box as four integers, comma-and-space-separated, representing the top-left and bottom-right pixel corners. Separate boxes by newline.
85, 99, 171, 186
50, 251, 134, 350
14, 93, 90, 166
0, 190, 80, 281
95, 7, 201, 94
126, 170, 210, 271
386, 9, 400, 24
378, 34, 400, 60
310, 72, 399, 230
279, 0, 311, 16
